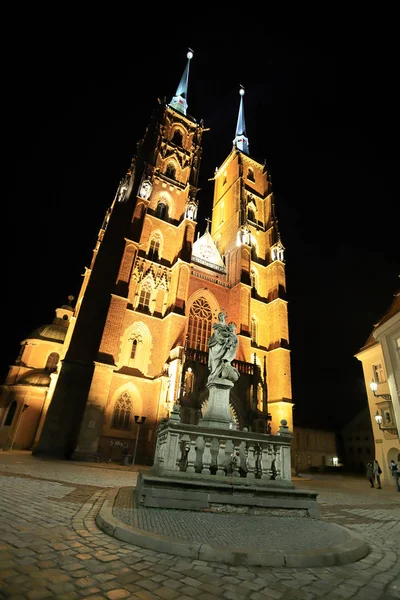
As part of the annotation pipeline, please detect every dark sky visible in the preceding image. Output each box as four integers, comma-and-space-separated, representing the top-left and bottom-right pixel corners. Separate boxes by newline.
2, 27, 399, 430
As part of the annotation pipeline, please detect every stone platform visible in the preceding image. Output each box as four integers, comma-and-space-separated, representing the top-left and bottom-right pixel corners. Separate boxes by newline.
135, 471, 320, 517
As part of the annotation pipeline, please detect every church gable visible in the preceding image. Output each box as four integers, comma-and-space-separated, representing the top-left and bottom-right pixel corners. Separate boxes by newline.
192, 230, 225, 273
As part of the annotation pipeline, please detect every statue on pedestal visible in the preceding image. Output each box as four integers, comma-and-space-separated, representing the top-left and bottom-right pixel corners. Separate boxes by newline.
207, 312, 240, 383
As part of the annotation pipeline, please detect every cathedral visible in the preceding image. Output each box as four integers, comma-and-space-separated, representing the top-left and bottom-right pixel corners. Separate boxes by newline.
0, 51, 293, 464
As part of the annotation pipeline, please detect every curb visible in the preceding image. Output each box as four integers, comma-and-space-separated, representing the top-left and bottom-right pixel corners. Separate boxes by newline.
96, 488, 370, 568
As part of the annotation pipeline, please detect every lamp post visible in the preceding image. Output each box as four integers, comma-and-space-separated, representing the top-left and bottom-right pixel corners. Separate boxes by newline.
132, 415, 146, 470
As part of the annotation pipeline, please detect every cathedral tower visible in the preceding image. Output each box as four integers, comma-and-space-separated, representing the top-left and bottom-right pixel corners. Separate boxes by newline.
3, 50, 293, 463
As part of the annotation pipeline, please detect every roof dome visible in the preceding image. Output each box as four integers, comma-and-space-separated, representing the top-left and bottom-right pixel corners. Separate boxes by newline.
19, 370, 51, 387
27, 323, 67, 343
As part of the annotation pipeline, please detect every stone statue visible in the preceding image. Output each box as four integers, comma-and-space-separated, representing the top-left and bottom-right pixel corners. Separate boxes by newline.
207, 312, 239, 383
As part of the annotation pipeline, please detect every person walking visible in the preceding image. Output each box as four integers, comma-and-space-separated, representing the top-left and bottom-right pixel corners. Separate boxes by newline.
373, 459, 382, 489
366, 462, 375, 488
390, 459, 400, 491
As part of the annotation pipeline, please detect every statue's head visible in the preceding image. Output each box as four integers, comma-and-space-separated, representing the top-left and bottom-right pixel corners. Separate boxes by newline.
228, 322, 237, 332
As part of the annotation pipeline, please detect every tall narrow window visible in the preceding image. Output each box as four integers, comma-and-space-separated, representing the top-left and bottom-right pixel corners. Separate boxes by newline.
4, 401, 17, 426
155, 202, 168, 220
251, 317, 257, 344
148, 235, 161, 261
165, 164, 176, 179
247, 207, 256, 223
131, 339, 138, 361
138, 280, 152, 310
172, 130, 183, 146
111, 392, 132, 430
372, 363, 385, 383
45, 352, 59, 372
187, 298, 213, 352
247, 167, 255, 182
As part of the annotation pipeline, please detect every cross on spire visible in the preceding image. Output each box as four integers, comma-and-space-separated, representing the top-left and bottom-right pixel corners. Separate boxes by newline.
205, 217, 212, 232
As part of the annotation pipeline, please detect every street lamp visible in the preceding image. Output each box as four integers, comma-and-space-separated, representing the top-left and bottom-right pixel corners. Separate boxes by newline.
370, 381, 398, 436
374, 411, 383, 428
369, 380, 391, 401
132, 415, 146, 470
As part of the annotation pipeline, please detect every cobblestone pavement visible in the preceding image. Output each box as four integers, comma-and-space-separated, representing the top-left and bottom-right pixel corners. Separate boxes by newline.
113, 488, 351, 551
0, 451, 399, 600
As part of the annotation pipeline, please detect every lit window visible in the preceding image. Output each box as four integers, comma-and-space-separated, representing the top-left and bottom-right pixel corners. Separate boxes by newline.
372, 363, 385, 383
138, 280, 152, 309
187, 298, 212, 352
111, 392, 132, 430
148, 235, 161, 260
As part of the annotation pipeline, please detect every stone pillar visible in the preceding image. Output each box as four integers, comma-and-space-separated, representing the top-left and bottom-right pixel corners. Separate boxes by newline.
199, 378, 236, 430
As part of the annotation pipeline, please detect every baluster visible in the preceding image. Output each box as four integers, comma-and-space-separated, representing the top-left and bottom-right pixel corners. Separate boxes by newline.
216, 439, 227, 476
178, 434, 189, 471
201, 437, 212, 475
274, 444, 282, 480
260, 443, 273, 480
186, 437, 197, 473
232, 442, 241, 478
246, 443, 256, 481
239, 441, 247, 473
195, 435, 204, 473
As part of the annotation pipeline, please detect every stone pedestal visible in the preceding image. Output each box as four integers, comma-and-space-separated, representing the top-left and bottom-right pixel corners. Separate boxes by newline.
199, 378, 236, 430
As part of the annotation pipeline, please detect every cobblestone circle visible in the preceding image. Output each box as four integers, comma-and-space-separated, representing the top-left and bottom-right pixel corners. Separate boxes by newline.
0, 451, 399, 600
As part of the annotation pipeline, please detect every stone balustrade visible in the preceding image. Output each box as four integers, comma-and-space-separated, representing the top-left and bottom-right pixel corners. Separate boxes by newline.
152, 418, 293, 484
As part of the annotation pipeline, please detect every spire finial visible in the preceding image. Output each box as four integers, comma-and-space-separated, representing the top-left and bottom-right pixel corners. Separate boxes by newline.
233, 85, 249, 154
169, 49, 194, 116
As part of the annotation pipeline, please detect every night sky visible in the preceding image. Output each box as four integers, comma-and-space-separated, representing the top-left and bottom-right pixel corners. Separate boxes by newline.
3, 27, 399, 431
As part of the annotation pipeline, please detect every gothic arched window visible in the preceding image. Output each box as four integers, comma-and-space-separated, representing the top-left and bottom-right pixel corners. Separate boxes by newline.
130, 339, 138, 361
155, 201, 168, 220
165, 163, 176, 179
111, 392, 132, 430
4, 401, 17, 426
251, 317, 258, 345
45, 352, 59, 372
148, 235, 161, 261
172, 130, 183, 146
138, 279, 152, 310
247, 167, 255, 182
188, 298, 213, 352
